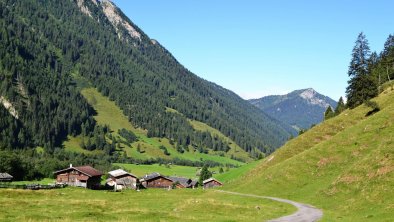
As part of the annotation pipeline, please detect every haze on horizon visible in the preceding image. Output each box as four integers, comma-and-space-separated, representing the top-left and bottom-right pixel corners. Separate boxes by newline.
113, 0, 394, 101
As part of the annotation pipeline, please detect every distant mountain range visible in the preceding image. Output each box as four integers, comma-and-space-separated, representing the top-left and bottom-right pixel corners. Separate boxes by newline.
249, 88, 337, 131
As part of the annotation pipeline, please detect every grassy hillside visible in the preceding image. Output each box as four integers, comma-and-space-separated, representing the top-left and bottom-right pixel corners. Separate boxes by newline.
215, 161, 261, 184
226, 87, 394, 221
63, 87, 244, 166
188, 120, 254, 162
0, 188, 295, 222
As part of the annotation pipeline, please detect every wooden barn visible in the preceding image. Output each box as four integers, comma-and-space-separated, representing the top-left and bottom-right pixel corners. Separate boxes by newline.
0, 173, 13, 183
106, 169, 138, 190
140, 172, 173, 189
168, 176, 198, 189
203, 178, 223, 189
54, 164, 103, 189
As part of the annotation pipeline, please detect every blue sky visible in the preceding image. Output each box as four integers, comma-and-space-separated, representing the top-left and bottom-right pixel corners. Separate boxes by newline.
113, 0, 394, 100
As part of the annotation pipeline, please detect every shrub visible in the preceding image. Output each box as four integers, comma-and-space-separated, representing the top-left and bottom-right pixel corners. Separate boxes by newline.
365, 100, 380, 116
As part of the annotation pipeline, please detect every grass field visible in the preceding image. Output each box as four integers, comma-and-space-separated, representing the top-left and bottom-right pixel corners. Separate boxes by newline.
63, 87, 245, 166
215, 160, 261, 184
227, 87, 394, 221
0, 188, 296, 222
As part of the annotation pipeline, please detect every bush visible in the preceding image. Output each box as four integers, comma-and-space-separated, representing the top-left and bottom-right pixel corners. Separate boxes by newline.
159, 146, 170, 156
365, 100, 380, 116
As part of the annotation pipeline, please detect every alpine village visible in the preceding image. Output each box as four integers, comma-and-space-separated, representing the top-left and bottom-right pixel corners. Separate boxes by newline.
0, 0, 394, 221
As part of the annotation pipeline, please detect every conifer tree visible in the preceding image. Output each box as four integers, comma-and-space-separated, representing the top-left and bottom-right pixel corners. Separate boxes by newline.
381, 34, 394, 81
324, 106, 335, 120
334, 97, 346, 115
382, 34, 394, 58
199, 165, 212, 185
346, 33, 377, 108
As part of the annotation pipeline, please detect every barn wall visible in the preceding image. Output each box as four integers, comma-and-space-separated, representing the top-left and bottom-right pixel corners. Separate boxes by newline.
146, 177, 173, 188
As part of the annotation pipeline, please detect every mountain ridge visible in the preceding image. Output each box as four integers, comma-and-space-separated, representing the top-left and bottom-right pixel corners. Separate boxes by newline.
249, 88, 337, 131
0, 0, 292, 165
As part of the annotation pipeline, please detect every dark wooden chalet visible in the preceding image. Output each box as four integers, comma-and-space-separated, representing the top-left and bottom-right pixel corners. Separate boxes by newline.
203, 178, 223, 189
0, 173, 13, 182
106, 169, 138, 190
168, 176, 198, 189
140, 172, 173, 189
54, 164, 103, 189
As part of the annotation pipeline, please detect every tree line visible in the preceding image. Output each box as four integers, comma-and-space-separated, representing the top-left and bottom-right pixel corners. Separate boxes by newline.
324, 32, 394, 120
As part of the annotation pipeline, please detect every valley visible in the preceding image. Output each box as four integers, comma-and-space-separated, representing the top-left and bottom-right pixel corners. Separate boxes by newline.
1, 0, 394, 221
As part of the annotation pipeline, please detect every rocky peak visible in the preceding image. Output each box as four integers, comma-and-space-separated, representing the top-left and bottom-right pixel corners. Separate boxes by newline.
299, 88, 316, 100
299, 88, 330, 108
100, 0, 142, 41
73, 0, 142, 42
76, 0, 93, 17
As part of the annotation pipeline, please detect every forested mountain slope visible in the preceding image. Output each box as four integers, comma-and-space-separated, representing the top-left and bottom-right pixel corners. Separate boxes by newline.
249, 88, 337, 130
228, 83, 394, 221
0, 0, 291, 158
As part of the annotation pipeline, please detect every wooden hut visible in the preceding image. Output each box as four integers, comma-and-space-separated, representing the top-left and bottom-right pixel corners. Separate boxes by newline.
106, 169, 138, 190
140, 172, 173, 189
54, 164, 103, 189
167, 176, 198, 189
0, 173, 13, 183
203, 178, 223, 189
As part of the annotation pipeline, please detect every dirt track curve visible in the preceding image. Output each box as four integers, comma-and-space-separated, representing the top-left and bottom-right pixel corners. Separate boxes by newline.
216, 190, 323, 222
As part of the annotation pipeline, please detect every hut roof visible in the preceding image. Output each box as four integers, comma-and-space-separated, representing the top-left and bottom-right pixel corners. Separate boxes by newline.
108, 169, 137, 178
141, 172, 162, 181
0, 173, 13, 180
54, 165, 103, 177
203, 178, 223, 185
190, 180, 199, 187
167, 176, 192, 187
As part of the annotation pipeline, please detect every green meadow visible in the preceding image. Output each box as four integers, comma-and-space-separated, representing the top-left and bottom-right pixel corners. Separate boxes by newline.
0, 188, 295, 222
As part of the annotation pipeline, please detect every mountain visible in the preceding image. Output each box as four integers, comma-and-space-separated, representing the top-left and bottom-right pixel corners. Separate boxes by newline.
0, 0, 292, 170
249, 88, 337, 131
230, 83, 394, 221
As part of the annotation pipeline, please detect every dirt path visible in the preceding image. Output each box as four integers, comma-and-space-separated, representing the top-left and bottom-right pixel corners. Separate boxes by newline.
216, 190, 323, 222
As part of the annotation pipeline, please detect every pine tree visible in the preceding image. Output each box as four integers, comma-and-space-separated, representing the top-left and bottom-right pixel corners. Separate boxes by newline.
381, 34, 394, 82
324, 106, 335, 120
199, 165, 212, 185
334, 97, 346, 115
346, 33, 377, 108
382, 34, 394, 58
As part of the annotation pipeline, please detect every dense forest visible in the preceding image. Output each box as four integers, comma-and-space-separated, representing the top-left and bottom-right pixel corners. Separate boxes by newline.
0, 0, 295, 178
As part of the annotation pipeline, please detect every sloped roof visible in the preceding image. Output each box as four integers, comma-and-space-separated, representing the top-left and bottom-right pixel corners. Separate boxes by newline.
108, 169, 137, 178
167, 176, 192, 187
54, 166, 103, 177
203, 178, 223, 185
141, 172, 162, 181
0, 173, 13, 179
190, 180, 199, 186
75, 166, 103, 177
